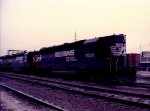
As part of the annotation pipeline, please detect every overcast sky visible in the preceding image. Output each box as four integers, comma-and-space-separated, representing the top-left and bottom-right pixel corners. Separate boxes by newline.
0, 0, 150, 56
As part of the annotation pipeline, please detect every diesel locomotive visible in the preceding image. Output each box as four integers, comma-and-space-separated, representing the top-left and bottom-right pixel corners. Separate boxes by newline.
0, 34, 137, 83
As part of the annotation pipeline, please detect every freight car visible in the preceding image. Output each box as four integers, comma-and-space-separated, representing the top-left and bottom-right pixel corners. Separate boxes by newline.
126, 53, 140, 70
0, 34, 137, 83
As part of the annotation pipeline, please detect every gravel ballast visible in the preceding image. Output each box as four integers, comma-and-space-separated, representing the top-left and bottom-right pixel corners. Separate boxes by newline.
1, 76, 150, 111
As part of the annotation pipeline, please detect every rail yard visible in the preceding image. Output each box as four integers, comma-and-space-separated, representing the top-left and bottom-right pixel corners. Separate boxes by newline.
0, 34, 150, 110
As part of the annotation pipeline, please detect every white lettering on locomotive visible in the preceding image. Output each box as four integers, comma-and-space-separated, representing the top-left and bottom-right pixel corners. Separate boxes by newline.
85, 53, 95, 58
16, 56, 23, 61
55, 50, 75, 57
66, 56, 77, 62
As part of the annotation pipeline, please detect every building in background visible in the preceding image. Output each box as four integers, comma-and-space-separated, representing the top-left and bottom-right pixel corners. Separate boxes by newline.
140, 51, 150, 71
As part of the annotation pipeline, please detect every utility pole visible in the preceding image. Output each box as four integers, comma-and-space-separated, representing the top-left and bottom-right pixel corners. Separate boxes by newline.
0, 1, 2, 56
74, 31, 77, 42
0, 32, 2, 56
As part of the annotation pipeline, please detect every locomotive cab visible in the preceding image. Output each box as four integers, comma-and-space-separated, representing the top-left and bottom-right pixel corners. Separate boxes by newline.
110, 35, 136, 83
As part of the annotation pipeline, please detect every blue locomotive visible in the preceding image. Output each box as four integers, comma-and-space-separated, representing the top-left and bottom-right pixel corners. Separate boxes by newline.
0, 34, 137, 83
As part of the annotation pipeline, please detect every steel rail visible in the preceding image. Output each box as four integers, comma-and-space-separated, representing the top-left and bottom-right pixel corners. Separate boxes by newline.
1, 72, 150, 98
0, 84, 67, 111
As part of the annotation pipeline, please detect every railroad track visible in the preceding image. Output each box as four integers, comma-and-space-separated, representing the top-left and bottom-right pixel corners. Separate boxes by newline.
1, 72, 150, 96
134, 83, 150, 89
0, 84, 66, 111
1, 72, 150, 90
1, 72, 150, 109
